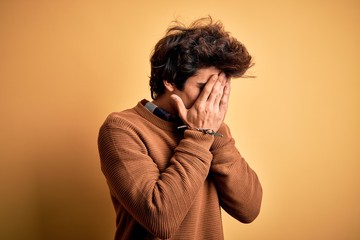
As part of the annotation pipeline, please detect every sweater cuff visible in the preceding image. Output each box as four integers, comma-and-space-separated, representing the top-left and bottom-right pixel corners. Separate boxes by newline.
210, 124, 233, 151
183, 129, 214, 150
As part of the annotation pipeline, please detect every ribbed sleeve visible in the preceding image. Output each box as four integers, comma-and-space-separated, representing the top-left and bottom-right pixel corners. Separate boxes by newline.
210, 124, 263, 223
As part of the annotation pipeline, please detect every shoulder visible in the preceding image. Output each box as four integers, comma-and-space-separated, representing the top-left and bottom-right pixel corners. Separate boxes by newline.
100, 101, 164, 133
102, 107, 144, 131
99, 100, 178, 136
98, 107, 148, 149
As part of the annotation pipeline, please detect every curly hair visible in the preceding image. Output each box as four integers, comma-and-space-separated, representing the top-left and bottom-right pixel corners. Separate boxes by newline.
149, 17, 253, 99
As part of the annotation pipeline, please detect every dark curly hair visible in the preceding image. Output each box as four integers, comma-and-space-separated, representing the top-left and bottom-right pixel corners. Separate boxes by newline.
149, 17, 253, 99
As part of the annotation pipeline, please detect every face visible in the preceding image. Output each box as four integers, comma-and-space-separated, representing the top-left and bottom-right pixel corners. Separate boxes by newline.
173, 66, 221, 109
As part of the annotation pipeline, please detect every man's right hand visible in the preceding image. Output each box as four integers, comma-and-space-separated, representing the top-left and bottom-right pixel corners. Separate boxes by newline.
171, 72, 231, 132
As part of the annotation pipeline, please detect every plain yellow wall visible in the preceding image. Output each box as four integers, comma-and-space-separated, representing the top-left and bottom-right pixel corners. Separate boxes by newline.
1, 0, 359, 239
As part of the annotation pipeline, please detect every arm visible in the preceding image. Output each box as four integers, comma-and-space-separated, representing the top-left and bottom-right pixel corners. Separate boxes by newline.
98, 117, 214, 239
210, 124, 263, 223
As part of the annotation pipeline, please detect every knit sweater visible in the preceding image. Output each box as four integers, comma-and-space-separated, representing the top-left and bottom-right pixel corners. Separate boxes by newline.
98, 101, 262, 240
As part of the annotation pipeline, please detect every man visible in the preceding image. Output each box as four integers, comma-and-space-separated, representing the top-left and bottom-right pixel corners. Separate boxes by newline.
98, 17, 262, 240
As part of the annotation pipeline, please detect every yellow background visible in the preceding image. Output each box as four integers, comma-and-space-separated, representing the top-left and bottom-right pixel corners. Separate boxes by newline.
1, 0, 359, 239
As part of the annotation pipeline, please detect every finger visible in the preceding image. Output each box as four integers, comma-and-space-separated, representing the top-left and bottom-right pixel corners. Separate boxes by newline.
207, 77, 224, 107
196, 74, 218, 103
219, 78, 231, 111
212, 73, 227, 108
170, 94, 188, 121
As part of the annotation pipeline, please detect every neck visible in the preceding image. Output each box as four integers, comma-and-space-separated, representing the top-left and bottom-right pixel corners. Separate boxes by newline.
152, 94, 177, 115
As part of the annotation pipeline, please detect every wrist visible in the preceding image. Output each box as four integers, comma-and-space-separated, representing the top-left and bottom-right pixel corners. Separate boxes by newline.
178, 125, 223, 137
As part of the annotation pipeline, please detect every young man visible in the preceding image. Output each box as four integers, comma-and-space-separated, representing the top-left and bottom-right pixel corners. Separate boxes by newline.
98, 17, 262, 240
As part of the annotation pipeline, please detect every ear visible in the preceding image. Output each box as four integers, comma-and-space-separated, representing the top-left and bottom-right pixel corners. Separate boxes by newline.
163, 80, 175, 92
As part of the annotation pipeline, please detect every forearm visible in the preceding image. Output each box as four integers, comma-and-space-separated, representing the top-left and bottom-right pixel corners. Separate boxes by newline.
210, 124, 263, 223
211, 148, 262, 223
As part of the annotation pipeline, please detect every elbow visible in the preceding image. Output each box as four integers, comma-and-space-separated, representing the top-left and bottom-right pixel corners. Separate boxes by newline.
142, 204, 183, 239
233, 186, 263, 224
240, 187, 263, 224
152, 230, 176, 239
146, 217, 180, 239
238, 205, 261, 223
235, 202, 262, 224
224, 198, 262, 224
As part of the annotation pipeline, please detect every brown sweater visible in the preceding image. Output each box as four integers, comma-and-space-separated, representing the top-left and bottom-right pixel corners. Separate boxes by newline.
98, 101, 262, 240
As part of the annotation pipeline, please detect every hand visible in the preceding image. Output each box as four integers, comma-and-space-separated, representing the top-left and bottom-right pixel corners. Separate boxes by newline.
171, 72, 231, 132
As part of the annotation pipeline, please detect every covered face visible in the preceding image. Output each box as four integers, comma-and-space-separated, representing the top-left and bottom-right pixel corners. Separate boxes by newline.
172, 67, 222, 109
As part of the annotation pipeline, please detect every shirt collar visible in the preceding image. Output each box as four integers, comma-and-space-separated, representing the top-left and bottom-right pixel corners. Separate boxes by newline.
141, 99, 180, 123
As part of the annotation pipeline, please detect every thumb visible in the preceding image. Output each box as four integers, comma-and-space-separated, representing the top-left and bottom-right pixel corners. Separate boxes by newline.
170, 94, 187, 121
